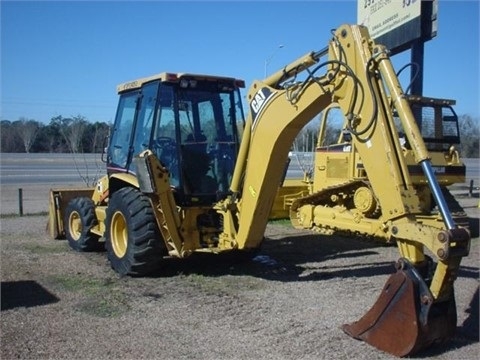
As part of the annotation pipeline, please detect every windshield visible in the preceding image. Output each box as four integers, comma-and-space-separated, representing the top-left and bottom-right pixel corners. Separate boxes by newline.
154, 82, 244, 202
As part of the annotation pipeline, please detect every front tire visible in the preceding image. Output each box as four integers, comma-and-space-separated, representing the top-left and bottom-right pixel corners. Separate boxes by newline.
64, 197, 101, 252
105, 187, 166, 276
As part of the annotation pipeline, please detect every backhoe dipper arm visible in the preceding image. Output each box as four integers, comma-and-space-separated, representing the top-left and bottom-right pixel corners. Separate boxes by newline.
216, 24, 470, 357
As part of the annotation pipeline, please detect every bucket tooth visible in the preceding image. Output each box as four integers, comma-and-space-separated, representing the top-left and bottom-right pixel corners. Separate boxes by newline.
342, 258, 456, 357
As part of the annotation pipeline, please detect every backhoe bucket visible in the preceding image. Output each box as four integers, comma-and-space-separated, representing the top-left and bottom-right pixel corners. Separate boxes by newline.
342, 258, 456, 357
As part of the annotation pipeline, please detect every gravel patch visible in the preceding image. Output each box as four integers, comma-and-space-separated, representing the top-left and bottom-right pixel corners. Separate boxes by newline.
1, 186, 479, 359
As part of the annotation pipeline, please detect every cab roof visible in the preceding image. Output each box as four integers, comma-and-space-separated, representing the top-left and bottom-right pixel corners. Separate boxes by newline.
405, 94, 456, 106
117, 72, 245, 94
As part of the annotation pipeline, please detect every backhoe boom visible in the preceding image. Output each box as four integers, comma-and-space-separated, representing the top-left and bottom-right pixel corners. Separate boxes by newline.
216, 24, 470, 357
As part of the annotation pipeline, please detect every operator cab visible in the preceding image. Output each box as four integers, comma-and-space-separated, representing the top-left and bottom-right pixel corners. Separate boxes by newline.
397, 95, 461, 151
107, 72, 245, 205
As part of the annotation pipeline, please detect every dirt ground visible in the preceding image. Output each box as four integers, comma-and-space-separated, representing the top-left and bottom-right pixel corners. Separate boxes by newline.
0, 185, 479, 360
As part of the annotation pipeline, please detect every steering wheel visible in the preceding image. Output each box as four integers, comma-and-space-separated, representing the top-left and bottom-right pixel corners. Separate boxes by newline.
153, 136, 177, 164
154, 136, 176, 149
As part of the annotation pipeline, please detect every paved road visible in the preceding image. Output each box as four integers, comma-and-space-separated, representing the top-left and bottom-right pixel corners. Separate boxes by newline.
1, 153, 478, 186
0, 153, 105, 185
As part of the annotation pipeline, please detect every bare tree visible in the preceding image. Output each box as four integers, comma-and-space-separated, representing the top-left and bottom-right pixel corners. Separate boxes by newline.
15, 117, 40, 153
60, 115, 88, 153
459, 115, 480, 158
58, 115, 106, 186
88, 121, 111, 153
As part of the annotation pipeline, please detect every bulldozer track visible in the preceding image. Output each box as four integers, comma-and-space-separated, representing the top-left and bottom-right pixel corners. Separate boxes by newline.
290, 180, 383, 238
290, 182, 470, 238
290, 179, 365, 212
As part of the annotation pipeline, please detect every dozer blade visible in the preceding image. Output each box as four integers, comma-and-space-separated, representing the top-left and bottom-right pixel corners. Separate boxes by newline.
342, 258, 456, 357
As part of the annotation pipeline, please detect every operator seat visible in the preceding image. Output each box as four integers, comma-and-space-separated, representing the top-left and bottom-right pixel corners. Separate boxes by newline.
182, 133, 215, 194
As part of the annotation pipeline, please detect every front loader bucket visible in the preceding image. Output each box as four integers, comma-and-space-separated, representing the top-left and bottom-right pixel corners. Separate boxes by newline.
47, 188, 94, 239
342, 258, 456, 357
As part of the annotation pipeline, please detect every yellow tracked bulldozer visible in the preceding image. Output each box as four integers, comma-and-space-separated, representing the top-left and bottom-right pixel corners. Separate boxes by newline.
296, 94, 468, 238
48, 24, 470, 357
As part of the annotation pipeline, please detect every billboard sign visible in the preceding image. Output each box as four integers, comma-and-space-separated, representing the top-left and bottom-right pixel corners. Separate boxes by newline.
358, 0, 437, 55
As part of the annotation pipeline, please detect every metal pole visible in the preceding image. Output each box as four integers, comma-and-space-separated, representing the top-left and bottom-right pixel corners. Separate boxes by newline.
410, 40, 425, 128
18, 188, 23, 216
410, 39, 424, 96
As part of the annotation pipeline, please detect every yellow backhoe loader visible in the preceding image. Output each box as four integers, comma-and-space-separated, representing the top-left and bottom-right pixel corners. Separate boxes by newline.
48, 24, 470, 357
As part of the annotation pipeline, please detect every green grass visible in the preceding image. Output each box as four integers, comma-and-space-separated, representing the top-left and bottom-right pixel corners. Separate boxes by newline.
185, 273, 264, 295
24, 242, 66, 254
47, 275, 129, 317
268, 218, 292, 226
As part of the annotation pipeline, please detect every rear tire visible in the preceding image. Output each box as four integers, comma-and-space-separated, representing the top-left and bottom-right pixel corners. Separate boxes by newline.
105, 187, 166, 276
64, 197, 101, 252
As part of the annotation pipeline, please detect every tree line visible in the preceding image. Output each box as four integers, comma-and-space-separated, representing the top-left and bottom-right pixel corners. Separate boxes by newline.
291, 113, 479, 158
0, 115, 110, 153
1, 114, 478, 157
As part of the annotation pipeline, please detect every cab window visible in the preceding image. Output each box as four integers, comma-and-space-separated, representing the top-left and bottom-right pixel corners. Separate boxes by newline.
109, 92, 137, 168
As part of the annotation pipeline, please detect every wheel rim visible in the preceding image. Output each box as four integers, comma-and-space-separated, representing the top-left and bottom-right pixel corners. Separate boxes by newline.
68, 211, 82, 241
110, 211, 128, 258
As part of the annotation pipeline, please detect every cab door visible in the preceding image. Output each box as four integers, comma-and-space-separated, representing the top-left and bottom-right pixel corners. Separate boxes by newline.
108, 91, 139, 171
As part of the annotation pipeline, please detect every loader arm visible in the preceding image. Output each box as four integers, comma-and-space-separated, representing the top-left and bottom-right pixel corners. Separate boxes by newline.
216, 24, 470, 357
